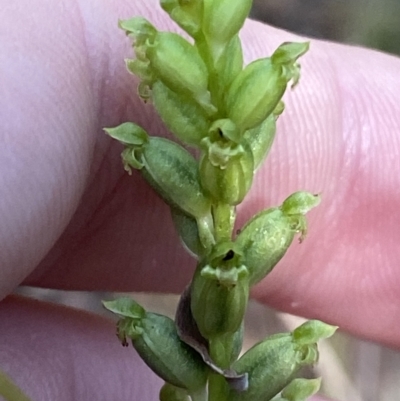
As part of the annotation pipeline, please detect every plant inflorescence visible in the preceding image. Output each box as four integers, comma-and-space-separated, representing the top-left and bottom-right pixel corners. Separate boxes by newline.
104, 1, 337, 400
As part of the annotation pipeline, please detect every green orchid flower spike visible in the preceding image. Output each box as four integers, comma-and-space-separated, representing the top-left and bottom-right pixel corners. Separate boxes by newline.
103, 1, 336, 400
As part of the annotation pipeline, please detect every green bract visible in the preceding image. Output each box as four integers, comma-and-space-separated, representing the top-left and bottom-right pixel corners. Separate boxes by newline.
103, 2, 333, 400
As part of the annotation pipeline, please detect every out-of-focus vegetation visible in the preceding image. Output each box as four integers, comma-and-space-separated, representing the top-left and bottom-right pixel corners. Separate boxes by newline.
251, 0, 400, 55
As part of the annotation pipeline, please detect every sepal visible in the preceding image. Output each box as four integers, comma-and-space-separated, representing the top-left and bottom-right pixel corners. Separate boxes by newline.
225, 58, 287, 132
293, 320, 338, 345
281, 192, 320, 216
104, 122, 148, 146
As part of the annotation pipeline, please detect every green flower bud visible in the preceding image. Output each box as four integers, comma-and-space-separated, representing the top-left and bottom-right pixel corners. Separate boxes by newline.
225, 58, 287, 132
159, 383, 191, 401
106, 124, 215, 248
152, 80, 210, 147
140, 137, 213, 244
199, 119, 254, 205
203, 0, 252, 60
147, 32, 216, 116
103, 298, 208, 391
236, 208, 295, 286
236, 192, 320, 285
190, 241, 250, 339
160, 0, 203, 39
229, 332, 320, 401
280, 378, 321, 401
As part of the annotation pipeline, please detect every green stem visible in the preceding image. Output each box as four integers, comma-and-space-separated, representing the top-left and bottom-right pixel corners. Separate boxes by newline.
207, 334, 237, 401
207, 373, 228, 401
212, 203, 236, 242
0, 370, 33, 401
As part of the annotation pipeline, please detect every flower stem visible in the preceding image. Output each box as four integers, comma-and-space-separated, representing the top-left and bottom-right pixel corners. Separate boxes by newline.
212, 203, 236, 242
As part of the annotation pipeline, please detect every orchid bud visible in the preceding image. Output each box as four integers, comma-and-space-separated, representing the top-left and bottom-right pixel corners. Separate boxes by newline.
190, 241, 249, 339
160, 0, 203, 39
140, 137, 214, 244
225, 57, 287, 132
105, 125, 215, 248
228, 326, 326, 401
152, 80, 210, 147
199, 119, 254, 205
236, 192, 320, 285
203, 0, 252, 61
147, 32, 216, 116
236, 208, 295, 286
103, 298, 208, 391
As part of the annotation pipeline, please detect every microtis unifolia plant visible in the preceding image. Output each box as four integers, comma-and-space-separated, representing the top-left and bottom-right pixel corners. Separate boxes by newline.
103, 1, 337, 401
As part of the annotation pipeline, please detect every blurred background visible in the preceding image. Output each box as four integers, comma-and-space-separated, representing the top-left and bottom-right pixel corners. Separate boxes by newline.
251, 0, 400, 55
15, 1, 400, 401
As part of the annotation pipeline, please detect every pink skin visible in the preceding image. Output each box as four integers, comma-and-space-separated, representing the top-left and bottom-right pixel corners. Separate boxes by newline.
1, 0, 400, 399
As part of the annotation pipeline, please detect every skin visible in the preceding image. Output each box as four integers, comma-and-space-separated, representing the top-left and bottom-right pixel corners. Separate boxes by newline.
1, 0, 400, 400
